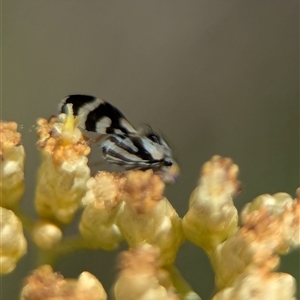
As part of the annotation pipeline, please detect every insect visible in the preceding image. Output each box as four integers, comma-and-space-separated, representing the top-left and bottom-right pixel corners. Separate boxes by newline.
59, 94, 179, 182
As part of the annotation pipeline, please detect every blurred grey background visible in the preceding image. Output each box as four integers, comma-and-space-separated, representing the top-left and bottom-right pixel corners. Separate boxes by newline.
2, 1, 299, 299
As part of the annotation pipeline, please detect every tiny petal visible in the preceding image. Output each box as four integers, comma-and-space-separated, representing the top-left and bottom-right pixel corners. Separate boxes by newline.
0, 207, 27, 274
75, 271, 107, 300
0, 121, 25, 208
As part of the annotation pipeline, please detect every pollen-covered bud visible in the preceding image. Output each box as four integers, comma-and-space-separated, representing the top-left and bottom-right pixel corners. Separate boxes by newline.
34, 105, 91, 224
117, 170, 183, 265
182, 155, 240, 253
122, 169, 165, 213
211, 189, 300, 290
241, 189, 300, 252
114, 244, 180, 300
0, 121, 25, 208
32, 220, 63, 249
20, 265, 107, 300
212, 267, 296, 300
79, 171, 125, 250
0, 207, 27, 274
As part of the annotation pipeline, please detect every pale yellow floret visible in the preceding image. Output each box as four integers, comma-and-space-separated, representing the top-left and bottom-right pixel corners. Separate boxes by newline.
211, 225, 280, 290
117, 170, 183, 266
0, 121, 25, 208
0, 207, 27, 274
211, 189, 300, 290
79, 171, 125, 250
212, 267, 296, 300
20, 264, 107, 300
182, 156, 240, 253
241, 190, 300, 252
114, 244, 180, 300
34, 106, 91, 224
32, 220, 63, 249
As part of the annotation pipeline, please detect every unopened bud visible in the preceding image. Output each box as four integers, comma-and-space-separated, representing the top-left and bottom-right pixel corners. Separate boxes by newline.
118, 170, 183, 265
182, 156, 240, 253
114, 244, 179, 300
211, 189, 300, 290
0, 207, 27, 274
79, 172, 124, 250
212, 267, 296, 300
0, 121, 25, 208
32, 221, 63, 249
20, 265, 107, 300
35, 108, 90, 224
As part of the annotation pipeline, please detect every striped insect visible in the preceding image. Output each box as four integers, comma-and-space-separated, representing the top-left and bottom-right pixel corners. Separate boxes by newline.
59, 94, 179, 182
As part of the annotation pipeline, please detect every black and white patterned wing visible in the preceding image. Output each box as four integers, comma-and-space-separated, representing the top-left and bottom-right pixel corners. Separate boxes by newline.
59, 94, 137, 135
101, 134, 165, 170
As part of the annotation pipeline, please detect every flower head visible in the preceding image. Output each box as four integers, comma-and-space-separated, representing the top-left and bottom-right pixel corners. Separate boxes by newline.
0, 121, 25, 208
117, 170, 183, 265
114, 244, 179, 300
34, 107, 91, 224
20, 265, 107, 300
0, 207, 27, 274
122, 169, 165, 214
211, 189, 300, 290
182, 155, 240, 253
212, 267, 296, 300
79, 171, 125, 250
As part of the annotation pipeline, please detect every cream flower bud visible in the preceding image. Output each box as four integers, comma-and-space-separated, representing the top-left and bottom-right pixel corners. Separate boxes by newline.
0, 121, 25, 208
211, 226, 279, 290
211, 189, 300, 290
32, 220, 63, 249
241, 189, 300, 253
117, 170, 183, 265
212, 268, 296, 300
20, 265, 107, 300
114, 244, 180, 300
0, 207, 27, 274
34, 106, 91, 224
79, 171, 124, 250
182, 156, 240, 253
241, 192, 292, 216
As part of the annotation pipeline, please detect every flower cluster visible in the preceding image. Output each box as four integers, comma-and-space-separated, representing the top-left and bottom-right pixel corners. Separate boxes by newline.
20, 265, 107, 300
0, 110, 298, 300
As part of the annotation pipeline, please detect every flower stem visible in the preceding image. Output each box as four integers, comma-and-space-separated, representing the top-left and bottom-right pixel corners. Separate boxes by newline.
37, 236, 90, 266
12, 206, 35, 232
165, 265, 202, 300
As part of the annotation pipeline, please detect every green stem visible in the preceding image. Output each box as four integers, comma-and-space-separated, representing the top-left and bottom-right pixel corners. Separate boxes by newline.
37, 236, 90, 267
11, 207, 91, 267
12, 206, 35, 232
165, 265, 202, 300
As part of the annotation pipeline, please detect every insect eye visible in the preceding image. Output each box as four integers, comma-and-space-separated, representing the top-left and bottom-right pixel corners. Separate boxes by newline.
147, 133, 160, 144
164, 160, 173, 167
